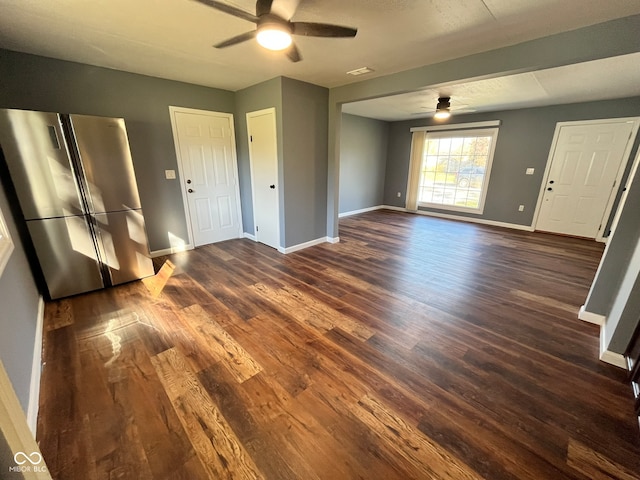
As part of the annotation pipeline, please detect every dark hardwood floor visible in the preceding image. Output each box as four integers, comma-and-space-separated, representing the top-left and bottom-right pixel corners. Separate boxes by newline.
37, 210, 640, 479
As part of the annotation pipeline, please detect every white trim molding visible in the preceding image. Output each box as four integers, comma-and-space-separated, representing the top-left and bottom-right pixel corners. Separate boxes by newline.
27, 295, 45, 435
381, 205, 407, 212
341, 205, 536, 233
243, 232, 257, 241
578, 306, 626, 369
326, 236, 340, 244
410, 120, 501, 132
339, 205, 386, 218
411, 208, 535, 232
150, 244, 193, 258
279, 237, 327, 254
577, 305, 605, 325
600, 330, 626, 369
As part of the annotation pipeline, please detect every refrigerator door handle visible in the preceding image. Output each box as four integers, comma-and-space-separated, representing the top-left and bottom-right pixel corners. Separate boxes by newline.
60, 114, 97, 216
46, 124, 62, 150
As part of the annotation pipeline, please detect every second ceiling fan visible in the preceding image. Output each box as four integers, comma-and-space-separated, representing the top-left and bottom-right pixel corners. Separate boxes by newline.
193, 0, 358, 62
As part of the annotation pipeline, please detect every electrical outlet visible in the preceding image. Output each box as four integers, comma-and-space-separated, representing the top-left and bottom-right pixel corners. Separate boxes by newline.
525, 168, 535, 175
165, 169, 176, 180
397, 192, 402, 197
518, 205, 525, 212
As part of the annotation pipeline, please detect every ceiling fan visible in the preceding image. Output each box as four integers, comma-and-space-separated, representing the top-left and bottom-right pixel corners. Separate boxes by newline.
411, 96, 476, 118
193, 0, 358, 62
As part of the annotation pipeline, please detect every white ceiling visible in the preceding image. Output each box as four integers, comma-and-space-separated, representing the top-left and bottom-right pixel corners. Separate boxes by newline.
342, 53, 640, 121
0, 0, 639, 117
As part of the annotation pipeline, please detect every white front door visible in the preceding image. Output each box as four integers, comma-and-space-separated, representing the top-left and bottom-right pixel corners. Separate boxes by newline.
171, 108, 243, 247
247, 108, 280, 250
535, 120, 635, 239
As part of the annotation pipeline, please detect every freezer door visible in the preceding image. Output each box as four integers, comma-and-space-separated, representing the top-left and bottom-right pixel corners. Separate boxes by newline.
27, 217, 104, 299
0, 109, 86, 220
68, 115, 142, 213
93, 210, 154, 286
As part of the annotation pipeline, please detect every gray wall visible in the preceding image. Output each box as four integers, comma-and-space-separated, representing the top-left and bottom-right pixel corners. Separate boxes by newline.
234, 77, 283, 237
326, 15, 640, 238
339, 114, 389, 214
0, 48, 235, 253
0, 179, 40, 414
586, 155, 640, 353
383, 98, 640, 225
281, 78, 329, 247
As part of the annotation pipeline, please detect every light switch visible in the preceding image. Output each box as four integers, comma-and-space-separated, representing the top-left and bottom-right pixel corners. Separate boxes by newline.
526, 168, 535, 175
165, 169, 176, 180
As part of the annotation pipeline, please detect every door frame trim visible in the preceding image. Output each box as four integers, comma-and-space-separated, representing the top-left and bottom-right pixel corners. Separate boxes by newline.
169, 106, 243, 250
531, 117, 640, 242
246, 107, 281, 250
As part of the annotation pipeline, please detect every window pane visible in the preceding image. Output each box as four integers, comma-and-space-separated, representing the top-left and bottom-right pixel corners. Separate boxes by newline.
418, 128, 497, 213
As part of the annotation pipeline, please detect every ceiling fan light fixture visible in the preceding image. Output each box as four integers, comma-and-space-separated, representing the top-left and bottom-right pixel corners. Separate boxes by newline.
434, 96, 451, 120
256, 24, 292, 51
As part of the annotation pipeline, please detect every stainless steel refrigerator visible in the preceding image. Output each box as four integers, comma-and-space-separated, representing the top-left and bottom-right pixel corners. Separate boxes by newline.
0, 109, 155, 299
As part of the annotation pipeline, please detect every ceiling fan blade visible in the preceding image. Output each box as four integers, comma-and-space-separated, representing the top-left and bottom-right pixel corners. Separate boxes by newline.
192, 0, 258, 23
291, 22, 357, 38
285, 43, 302, 62
270, 0, 301, 20
256, 0, 274, 16
214, 30, 257, 48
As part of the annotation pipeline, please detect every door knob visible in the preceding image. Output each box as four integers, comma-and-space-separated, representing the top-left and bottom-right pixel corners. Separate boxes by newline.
188, 188, 194, 193
547, 187, 553, 191
187, 179, 192, 184
549, 180, 555, 184
269, 184, 275, 189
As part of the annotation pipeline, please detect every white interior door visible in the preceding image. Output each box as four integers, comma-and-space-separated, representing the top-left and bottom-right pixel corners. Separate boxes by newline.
247, 108, 280, 250
171, 108, 242, 247
535, 120, 635, 239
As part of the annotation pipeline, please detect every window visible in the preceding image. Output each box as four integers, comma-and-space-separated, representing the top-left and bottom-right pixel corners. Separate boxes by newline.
0, 205, 14, 276
406, 124, 499, 214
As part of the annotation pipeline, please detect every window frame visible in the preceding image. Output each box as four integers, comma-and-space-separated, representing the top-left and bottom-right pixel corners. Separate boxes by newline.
417, 126, 499, 215
0, 205, 14, 277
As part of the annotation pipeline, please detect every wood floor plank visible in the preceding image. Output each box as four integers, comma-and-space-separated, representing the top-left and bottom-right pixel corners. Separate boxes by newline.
37, 210, 640, 480
151, 347, 264, 480
567, 439, 640, 480
178, 304, 263, 383
351, 393, 484, 480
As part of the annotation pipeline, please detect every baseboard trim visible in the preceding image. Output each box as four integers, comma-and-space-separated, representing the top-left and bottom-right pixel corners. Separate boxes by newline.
326, 236, 340, 244
340, 205, 536, 234
578, 305, 605, 325
280, 237, 328, 254
339, 205, 386, 218
150, 244, 193, 257
578, 307, 626, 369
27, 295, 44, 436
599, 329, 626, 369
243, 232, 257, 241
410, 209, 535, 232
381, 205, 407, 212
